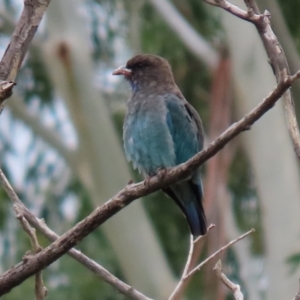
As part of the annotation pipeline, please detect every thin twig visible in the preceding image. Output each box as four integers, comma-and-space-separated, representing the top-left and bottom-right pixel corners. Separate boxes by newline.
244, 0, 300, 160
194, 224, 216, 244
0, 169, 152, 300
14, 206, 47, 300
203, 0, 300, 160
0, 69, 298, 295
15, 208, 42, 253
168, 236, 195, 300
244, 0, 260, 14
203, 0, 255, 21
214, 260, 244, 300
183, 235, 195, 277
169, 224, 215, 300
35, 272, 47, 300
0, 0, 51, 81
186, 229, 255, 279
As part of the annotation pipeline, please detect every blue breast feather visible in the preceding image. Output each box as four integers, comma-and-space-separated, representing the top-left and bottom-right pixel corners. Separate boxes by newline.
123, 93, 202, 175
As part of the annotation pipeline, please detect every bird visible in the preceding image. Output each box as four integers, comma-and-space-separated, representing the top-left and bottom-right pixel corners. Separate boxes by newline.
113, 54, 207, 236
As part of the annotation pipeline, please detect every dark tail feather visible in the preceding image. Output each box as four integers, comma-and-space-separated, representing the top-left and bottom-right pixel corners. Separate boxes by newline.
163, 179, 207, 236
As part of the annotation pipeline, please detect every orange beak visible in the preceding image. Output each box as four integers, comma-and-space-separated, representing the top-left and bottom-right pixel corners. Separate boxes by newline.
112, 65, 132, 76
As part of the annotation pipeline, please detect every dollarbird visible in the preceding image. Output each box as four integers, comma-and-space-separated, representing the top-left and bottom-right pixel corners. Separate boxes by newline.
113, 54, 207, 236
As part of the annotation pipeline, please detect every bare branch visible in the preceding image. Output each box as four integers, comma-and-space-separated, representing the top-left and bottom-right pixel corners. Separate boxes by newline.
0, 69, 298, 295
256, 0, 300, 100
15, 208, 42, 253
186, 229, 255, 279
244, 1, 300, 160
203, 0, 253, 21
203, 0, 300, 159
213, 260, 244, 300
0, 0, 51, 103
14, 206, 47, 300
244, 0, 260, 14
169, 224, 215, 300
0, 169, 152, 300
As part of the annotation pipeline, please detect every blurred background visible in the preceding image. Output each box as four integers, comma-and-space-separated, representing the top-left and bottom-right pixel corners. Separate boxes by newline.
0, 0, 300, 299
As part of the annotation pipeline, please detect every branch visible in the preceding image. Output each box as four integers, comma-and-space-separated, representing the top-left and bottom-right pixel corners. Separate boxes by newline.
203, 0, 300, 159
14, 206, 47, 300
256, 0, 300, 103
245, 0, 300, 161
170, 227, 252, 300
0, 169, 152, 300
186, 229, 255, 279
0, 0, 51, 103
0, 69, 298, 295
214, 260, 244, 300
169, 225, 215, 300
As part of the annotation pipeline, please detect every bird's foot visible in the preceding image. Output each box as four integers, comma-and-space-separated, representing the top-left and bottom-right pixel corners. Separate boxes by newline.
143, 176, 152, 187
143, 168, 168, 186
157, 167, 168, 180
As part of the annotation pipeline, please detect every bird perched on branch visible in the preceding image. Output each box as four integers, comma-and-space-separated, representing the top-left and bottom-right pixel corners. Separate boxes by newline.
113, 54, 207, 236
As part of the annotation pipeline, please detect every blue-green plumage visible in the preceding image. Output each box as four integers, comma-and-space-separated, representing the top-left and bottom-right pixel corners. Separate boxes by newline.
113, 54, 207, 236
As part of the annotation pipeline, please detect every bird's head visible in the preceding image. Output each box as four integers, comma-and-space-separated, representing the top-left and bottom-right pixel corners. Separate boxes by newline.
113, 54, 176, 93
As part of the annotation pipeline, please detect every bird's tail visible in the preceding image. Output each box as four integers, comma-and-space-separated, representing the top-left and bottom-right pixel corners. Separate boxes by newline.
163, 176, 207, 237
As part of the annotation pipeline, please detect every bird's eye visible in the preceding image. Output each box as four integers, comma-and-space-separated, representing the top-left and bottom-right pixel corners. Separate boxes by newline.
138, 63, 143, 68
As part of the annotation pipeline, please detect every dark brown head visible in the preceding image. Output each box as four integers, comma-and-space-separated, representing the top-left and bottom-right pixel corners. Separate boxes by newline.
113, 54, 176, 93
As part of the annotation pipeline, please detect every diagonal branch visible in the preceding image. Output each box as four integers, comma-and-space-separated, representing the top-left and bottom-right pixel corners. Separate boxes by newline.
0, 0, 52, 103
256, 0, 300, 101
14, 207, 47, 300
214, 260, 244, 300
203, 0, 300, 159
244, 0, 300, 160
186, 229, 255, 279
0, 169, 152, 300
0, 0, 51, 81
169, 225, 215, 300
170, 227, 251, 300
0, 71, 299, 296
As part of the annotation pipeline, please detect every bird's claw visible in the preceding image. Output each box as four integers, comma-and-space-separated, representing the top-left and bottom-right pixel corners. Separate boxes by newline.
143, 168, 167, 186
157, 167, 168, 180
143, 176, 152, 186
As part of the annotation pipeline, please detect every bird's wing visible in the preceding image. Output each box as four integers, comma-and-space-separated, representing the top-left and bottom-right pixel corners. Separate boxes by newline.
164, 94, 204, 165
163, 93, 206, 236
123, 95, 176, 175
